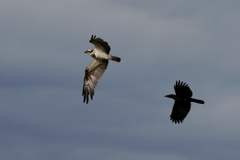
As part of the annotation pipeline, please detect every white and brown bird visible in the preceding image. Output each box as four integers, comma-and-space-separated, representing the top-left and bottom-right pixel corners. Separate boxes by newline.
82, 35, 121, 104
165, 81, 204, 124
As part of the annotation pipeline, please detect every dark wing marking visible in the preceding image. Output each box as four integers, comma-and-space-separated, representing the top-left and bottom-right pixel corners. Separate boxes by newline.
170, 100, 191, 124
89, 35, 111, 54
82, 59, 108, 104
174, 80, 192, 98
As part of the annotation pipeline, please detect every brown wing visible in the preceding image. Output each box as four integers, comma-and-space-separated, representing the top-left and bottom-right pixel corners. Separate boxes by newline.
170, 100, 191, 124
89, 35, 111, 54
82, 59, 108, 104
174, 80, 192, 98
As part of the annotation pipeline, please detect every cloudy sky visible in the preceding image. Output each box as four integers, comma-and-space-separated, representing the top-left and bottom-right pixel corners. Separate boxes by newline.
1, 0, 240, 159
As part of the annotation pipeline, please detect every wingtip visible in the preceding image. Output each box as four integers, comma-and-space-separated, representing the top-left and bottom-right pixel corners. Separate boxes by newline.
175, 80, 189, 88
83, 96, 89, 104
171, 118, 183, 124
90, 35, 96, 42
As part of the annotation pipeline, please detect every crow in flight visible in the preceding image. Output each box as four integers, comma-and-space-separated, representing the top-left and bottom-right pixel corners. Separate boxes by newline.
165, 81, 204, 124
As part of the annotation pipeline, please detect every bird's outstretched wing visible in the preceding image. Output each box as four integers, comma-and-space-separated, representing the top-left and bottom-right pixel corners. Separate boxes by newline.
170, 101, 191, 124
174, 80, 192, 98
82, 59, 108, 104
89, 35, 111, 54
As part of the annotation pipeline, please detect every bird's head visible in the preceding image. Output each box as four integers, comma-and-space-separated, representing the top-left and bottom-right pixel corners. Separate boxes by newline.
84, 49, 93, 54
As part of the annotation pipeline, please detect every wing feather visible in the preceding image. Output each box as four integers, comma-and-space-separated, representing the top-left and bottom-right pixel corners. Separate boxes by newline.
82, 59, 108, 104
89, 35, 111, 54
170, 101, 191, 124
174, 80, 193, 98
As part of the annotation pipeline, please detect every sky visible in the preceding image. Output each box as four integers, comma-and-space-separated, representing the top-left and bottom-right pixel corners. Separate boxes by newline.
1, 0, 240, 159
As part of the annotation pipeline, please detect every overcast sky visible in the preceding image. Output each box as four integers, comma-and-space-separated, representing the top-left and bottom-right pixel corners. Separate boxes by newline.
1, 0, 240, 159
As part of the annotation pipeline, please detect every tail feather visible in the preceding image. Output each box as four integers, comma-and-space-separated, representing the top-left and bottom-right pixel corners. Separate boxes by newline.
191, 98, 204, 104
111, 56, 121, 62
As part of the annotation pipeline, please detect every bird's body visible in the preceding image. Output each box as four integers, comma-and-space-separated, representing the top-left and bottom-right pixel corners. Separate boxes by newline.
165, 81, 204, 124
82, 35, 121, 104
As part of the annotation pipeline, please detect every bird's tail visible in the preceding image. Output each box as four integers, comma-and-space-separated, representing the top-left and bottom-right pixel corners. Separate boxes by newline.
190, 98, 204, 104
111, 56, 121, 62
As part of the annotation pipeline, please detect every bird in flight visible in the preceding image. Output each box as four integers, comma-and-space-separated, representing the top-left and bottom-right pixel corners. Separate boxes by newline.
165, 81, 204, 124
82, 35, 121, 104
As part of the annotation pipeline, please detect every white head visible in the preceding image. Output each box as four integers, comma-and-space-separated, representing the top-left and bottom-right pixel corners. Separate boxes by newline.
84, 49, 93, 54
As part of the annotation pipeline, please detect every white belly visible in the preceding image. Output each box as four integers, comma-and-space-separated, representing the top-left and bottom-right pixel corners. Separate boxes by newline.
95, 51, 110, 59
